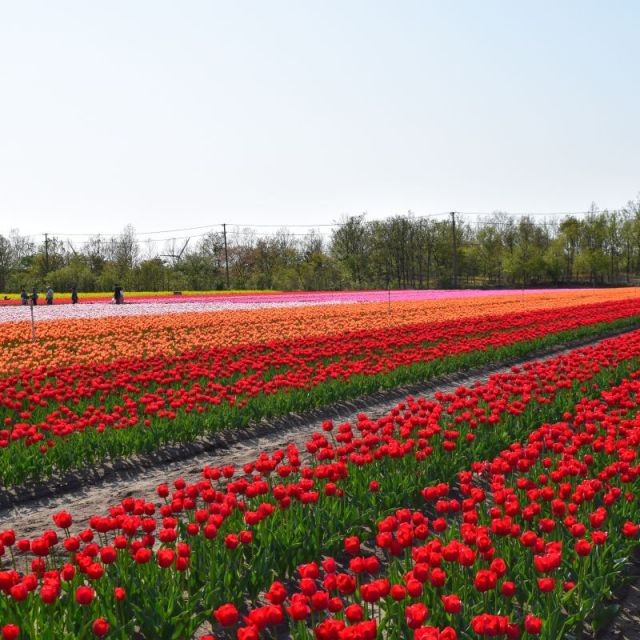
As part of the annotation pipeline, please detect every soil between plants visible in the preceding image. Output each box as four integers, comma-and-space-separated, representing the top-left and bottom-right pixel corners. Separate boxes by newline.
595, 549, 640, 640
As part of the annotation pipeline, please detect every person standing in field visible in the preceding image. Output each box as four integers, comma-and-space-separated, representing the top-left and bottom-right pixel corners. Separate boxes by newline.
20, 287, 28, 305
114, 284, 123, 304
71, 286, 79, 304
46, 286, 54, 305
31, 287, 38, 305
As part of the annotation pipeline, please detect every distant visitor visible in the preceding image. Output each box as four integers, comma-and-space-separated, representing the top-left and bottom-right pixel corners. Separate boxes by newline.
46, 287, 54, 305
71, 286, 79, 304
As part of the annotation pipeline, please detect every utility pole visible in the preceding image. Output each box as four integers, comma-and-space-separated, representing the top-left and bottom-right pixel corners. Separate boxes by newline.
44, 233, 50, 274
29, 298, 36, 342
222, 223, 230, 289
450, 212, 458, 288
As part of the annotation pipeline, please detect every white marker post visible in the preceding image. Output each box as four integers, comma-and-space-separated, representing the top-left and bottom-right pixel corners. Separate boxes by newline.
29, 299, 36, 342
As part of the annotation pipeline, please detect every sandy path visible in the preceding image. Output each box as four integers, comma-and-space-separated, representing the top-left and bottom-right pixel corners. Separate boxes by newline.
597, 581, 640, 640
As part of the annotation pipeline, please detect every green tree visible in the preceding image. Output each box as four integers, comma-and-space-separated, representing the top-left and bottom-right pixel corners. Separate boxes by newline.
330, 215, 371, 287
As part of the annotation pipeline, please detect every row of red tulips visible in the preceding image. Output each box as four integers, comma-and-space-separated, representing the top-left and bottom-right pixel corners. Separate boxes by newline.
2, 298, 640, 487
225, 372, 639, 639
1, 329, 640, 637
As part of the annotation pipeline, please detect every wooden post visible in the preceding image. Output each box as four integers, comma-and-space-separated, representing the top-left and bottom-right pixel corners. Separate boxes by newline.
451, 212, 458, 288
222, 223, 230, 289
29, 299, 36, 342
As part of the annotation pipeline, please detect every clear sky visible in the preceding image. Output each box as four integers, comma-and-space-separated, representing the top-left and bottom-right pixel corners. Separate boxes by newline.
1, 1, 639, 239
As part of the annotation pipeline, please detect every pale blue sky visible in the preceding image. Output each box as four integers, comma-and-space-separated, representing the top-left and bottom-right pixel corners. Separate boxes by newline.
0, 1, 639, 238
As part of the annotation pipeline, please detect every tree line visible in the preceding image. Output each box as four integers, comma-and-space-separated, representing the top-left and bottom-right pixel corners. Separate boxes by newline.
2, 199, 640, 294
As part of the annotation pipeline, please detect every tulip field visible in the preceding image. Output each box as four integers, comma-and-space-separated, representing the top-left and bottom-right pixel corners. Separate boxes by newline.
1, 289, 640, 639
3, 289, 640, 485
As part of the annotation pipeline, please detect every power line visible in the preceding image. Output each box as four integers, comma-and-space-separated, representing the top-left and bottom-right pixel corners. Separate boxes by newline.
40, 221, 342, 238
56, 228, 333, 249
139, 222, 343, 235
457, 210, 595, 217
38, 211, 453, 238
467, 220, 558, 228
8, 205, 633, 245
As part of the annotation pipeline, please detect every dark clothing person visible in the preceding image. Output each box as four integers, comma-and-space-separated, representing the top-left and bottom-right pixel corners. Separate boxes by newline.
114, 285, 123, 305
31, 288, 38, 305
71, 287, 78, 304
46, 288, 54, 305
20, 289, 28, 305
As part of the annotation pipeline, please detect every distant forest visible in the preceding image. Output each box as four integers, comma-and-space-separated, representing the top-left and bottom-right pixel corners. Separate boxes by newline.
2, 198, 640, 293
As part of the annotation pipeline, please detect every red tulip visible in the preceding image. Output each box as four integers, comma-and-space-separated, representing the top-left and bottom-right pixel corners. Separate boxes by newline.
213, 603, 239, 627
91, 618, 109, 637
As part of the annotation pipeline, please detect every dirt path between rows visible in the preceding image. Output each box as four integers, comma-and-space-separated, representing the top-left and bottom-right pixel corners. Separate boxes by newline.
596, 550, 640, 640
597, 582, 640, 640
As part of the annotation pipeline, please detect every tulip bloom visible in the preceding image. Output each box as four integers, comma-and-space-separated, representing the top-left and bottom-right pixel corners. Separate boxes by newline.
213, 603, 239, 627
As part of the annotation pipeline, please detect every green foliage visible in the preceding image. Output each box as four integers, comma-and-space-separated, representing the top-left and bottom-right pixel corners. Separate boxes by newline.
3, 200, 640, 292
